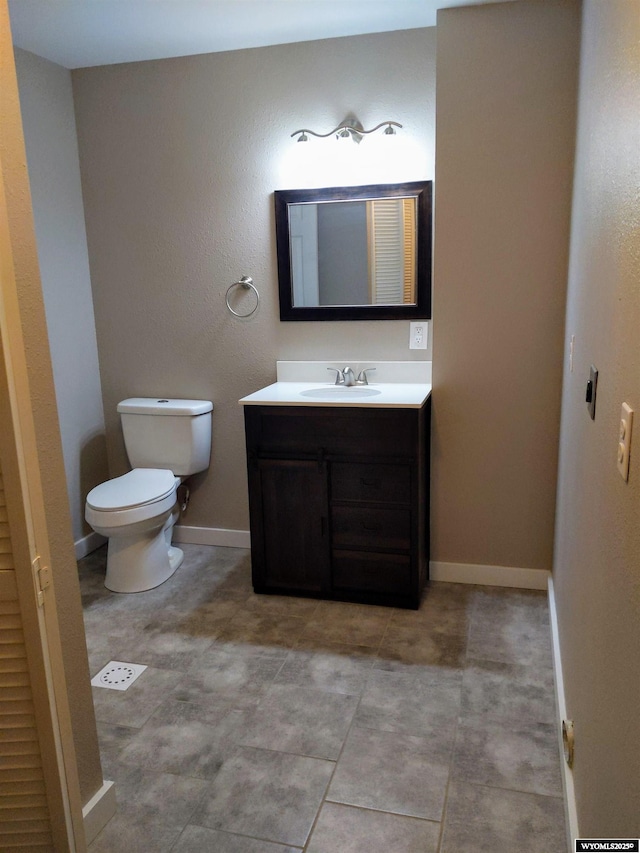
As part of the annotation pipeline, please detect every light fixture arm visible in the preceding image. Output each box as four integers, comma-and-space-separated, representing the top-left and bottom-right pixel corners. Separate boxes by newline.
290, 126, 343, 140
291, 119, 402, 142
355, 120, 403, 137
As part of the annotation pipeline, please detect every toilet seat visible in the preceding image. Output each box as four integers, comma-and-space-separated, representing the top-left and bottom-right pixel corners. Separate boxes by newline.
85, 468, 179, 532
86, 468, 177, 512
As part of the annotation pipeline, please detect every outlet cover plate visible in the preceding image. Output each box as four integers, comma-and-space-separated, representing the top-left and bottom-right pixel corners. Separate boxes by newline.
409, 322, 428, 350
617, 402, 633, 481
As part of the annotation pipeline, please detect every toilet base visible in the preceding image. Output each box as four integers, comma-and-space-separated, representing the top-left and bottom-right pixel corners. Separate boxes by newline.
168, 545, 184, 573
165, 507, 184, 575
105, 522, 181, 593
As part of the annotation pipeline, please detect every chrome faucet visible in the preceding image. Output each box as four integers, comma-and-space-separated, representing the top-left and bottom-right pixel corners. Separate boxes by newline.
342, 366, 356, 386
327, 366, 376, 386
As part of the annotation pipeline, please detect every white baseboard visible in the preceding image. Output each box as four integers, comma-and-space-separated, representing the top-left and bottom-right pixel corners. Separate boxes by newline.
173, 525, 251, 549
74, 531, 106, 560
548, 577, 579, 852
429, 560, 550, 590
82, 779, 116, 845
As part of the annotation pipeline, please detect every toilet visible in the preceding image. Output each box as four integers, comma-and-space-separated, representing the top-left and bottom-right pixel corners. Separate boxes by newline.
85, 398, 213, 593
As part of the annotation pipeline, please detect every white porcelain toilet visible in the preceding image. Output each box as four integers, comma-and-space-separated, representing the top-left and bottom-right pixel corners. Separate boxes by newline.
85, 398, 213, 593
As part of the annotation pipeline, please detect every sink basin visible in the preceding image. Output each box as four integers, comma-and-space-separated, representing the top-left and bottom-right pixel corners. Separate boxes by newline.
300, 386, 382, 399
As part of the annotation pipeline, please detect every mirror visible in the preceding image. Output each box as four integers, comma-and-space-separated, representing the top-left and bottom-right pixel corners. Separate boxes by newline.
274, 181, 432, 321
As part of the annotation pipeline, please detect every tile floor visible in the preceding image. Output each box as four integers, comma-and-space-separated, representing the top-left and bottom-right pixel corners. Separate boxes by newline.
79, 544, 566, 852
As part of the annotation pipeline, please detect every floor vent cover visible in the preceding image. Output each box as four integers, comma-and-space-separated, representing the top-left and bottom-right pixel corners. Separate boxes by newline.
91, 661, 147, 691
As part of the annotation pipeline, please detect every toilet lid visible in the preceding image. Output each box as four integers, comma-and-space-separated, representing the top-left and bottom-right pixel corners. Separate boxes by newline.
86, 468, 177, 512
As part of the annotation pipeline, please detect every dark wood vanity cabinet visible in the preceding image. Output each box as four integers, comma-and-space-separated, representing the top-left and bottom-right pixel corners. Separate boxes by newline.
244, 400, 430, 609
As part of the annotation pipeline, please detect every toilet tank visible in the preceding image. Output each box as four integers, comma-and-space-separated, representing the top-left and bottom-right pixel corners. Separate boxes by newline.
117, 398, 213, 476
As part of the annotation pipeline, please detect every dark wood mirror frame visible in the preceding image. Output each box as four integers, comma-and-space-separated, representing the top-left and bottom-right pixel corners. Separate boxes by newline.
274, 180, 432, 321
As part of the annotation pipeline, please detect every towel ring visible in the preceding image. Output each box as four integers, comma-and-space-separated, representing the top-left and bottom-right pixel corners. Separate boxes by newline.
225, 275, 259, 318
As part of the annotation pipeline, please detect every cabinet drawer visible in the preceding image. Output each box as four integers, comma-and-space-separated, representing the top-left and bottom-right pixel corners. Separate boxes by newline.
331, 462, 410, 504
332, 551, 411, 595
331, 506, 411, 552
246, 406, 416, 458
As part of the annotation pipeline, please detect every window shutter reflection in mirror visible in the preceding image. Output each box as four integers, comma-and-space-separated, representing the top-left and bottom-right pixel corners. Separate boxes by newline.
367, 198, 417, 305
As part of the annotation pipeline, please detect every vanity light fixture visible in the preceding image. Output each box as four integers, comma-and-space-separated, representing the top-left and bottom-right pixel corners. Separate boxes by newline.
291, 115, 402, 144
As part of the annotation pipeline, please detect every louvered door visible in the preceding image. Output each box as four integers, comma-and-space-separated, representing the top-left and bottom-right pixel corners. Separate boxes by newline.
0, 467, 53, 851
368, 198, 403, 303
368, 198, 417, 304
0, 3, 86, 843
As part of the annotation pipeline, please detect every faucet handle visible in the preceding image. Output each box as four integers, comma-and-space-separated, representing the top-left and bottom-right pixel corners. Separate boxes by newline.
356, 368, 376, 385
327, 367, 344, 385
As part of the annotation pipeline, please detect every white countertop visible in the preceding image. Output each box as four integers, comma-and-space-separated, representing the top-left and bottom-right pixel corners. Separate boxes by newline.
239, 361, 432, 408
239, 381, 431, 409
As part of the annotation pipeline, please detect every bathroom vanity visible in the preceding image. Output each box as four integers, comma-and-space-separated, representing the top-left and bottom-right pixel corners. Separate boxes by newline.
240, 363, 431, 609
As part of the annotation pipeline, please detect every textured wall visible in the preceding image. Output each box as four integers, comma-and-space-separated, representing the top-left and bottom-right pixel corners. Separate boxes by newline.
1, 28, 103, 806
554, 0, 640, 835
14, 48, 108, 543
71, 28, 436, 532
432, 0, 580, 573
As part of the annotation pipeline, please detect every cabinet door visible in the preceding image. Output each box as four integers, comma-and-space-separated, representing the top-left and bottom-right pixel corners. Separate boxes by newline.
251, 458, 329, 593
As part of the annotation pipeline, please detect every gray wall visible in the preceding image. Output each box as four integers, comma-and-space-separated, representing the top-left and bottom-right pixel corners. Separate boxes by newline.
432, 0, 580, 574
72, 29, 436, 532
554, 0, 640, 835
14, 48, 108, 544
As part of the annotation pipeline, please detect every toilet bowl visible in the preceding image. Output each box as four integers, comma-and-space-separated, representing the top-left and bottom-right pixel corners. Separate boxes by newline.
86, 468, 183, 593
85, 397, 213, 593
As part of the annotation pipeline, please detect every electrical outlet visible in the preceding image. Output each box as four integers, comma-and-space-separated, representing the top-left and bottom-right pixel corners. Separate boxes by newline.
409, 322, 428, 350
617, 402, 633, 481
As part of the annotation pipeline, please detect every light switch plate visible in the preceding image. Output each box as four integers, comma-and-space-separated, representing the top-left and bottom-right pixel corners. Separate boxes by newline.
617, 402, 633, 481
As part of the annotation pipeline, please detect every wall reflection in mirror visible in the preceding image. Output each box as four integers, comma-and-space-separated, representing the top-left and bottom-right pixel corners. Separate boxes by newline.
275, 182, 432, 321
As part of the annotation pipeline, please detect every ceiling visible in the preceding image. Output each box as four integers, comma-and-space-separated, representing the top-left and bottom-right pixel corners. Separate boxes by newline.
8, 0, 505, 70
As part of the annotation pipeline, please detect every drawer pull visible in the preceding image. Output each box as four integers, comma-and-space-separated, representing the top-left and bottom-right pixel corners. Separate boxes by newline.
361, 522, 382, 531
360, 478, 381, 487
